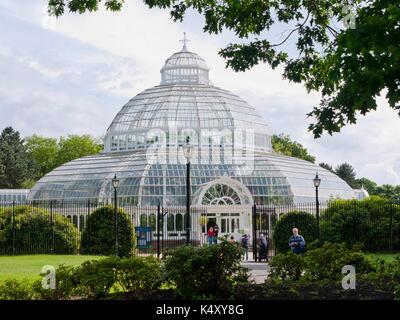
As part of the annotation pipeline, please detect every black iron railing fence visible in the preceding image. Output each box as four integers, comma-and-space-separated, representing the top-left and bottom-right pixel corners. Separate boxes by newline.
0, 199, 399, 257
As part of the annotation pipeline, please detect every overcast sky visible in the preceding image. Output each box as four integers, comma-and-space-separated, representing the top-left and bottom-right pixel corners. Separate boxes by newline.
0, 0, 399, 185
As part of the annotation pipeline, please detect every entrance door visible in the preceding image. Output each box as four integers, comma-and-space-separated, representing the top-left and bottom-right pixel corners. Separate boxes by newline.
202, 205, 252, 242
217, 215, 240, 236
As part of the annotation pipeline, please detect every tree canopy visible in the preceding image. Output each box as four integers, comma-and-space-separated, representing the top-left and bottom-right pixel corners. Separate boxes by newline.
25, 135, 59, 179
271, 133, 315, 163
54, 135, 102, 168
334, 162, 357, 188
0, 127, 34, 189
319, 162, 334, 173
319, 161, 400, 201
47, 0, 400, 138
0, 127, 102, 187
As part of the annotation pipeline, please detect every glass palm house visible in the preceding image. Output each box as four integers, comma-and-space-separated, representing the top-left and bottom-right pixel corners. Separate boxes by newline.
29, 36, 361, 210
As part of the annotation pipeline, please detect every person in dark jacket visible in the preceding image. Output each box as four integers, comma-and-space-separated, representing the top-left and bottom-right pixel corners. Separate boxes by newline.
213, 223, 219, 244
241, 234, 250, 260
288, 228, 306, 254
258, 234, 268, 262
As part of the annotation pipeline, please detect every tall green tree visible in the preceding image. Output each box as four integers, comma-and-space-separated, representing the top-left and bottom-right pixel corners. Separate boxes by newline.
47, 0, 400, 137
54, 135, 102, 168
319, 162, 334, 173
354, 177, 378, 193
374, 184, 400, 201
271, 133, 315, 163
0, 127, 35, 188
25, 135, 59, 179
334, 162, 357, 188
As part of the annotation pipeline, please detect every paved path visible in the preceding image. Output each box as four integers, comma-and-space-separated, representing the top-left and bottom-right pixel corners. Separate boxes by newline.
241, 258, 270, 284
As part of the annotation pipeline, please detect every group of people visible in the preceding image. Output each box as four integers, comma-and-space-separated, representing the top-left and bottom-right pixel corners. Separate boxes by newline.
240, 233, 268, 261
207, 225, 306, 260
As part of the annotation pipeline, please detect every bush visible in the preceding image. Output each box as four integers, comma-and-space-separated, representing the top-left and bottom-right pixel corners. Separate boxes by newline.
32, 264, 77, 300
163, 241, 248, 299
81, 206, 134, 257
321, 197, 400, 251
33, 256, 163, 300
268, 252, 305, 281
273, 211, 317, 254
268, 242, 374, 283
114, 256, 162, 298
0, 206, 79, 254
0, 279, 36, 300
303, 243, 374, 281
73, 259, 117, 298
361, 256, 400, 297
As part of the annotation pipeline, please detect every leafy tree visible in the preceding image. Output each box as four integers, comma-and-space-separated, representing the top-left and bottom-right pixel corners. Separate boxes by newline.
319, 162, 334, 173
271, 134, 315, 163
334, 162, 357, 188
25, 135, 59, 179
354, 177, 378, 194
374, 184, 400, 202
47, 0, 400, 137
0, 127, 35, 188
54, 135, 102, 168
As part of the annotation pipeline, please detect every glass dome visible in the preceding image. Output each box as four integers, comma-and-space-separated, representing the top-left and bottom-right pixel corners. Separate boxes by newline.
29, 36, 361, 205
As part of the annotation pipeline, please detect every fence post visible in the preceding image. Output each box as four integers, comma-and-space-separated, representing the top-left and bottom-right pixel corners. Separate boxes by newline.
389, 202, 394, 251
157, 203, 161, 259
88, 199, 91, 253
50, 200, 54, 254
12, 200, 16, 255
252, 203, 258, 262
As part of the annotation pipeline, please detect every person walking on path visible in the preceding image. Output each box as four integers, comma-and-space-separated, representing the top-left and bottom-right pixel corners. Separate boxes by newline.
289, 228, 306, 254
241, 234, 250, 260
258, 234, 268, 262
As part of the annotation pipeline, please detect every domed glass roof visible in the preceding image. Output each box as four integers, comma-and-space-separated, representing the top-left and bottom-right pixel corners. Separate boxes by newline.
160, 32, 210, 85
104, 35, 272, 153
29, 35, 361, 205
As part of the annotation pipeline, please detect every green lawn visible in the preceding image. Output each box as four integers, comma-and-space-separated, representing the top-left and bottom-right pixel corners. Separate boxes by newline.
364, 252, 400, 263
0, 255, 103, 283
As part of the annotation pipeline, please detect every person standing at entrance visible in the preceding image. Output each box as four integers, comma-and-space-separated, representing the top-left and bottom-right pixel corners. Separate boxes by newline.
241, 234, 250, 260
207, 227, 214, 245
213, 223, 219, 244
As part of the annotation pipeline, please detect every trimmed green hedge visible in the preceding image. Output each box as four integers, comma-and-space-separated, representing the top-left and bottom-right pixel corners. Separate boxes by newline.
273, 211, 318, 254
0, 206, 79, 254
321, 197, 400, 251
81, 206, 134, 257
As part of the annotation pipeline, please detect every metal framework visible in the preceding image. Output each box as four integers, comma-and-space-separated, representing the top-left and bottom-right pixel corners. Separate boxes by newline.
29, 36, 362, 205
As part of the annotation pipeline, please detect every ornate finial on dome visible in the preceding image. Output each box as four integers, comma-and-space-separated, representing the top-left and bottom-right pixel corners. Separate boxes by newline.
180, 32, 190, 51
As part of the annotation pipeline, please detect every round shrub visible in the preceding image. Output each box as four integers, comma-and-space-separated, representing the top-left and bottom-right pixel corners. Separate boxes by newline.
321, 197, 400, 251
81, 206, 134, 257
0, 206, 79, 254
273, 211, 318, 254
163, 240, 248, 299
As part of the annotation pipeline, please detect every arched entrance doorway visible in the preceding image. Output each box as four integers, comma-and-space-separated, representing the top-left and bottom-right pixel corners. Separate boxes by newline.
194, 178, 253, 240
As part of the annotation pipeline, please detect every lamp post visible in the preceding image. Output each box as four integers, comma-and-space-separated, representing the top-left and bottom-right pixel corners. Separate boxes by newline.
313, 172, 321, 239
112, 174, 120, 257
182, 137, 193, 245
